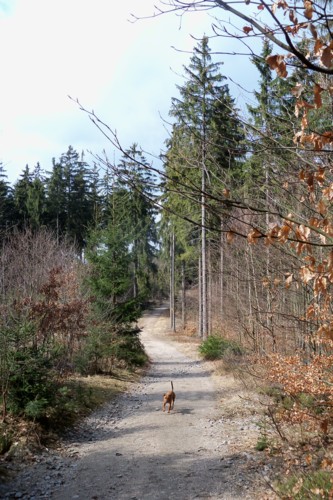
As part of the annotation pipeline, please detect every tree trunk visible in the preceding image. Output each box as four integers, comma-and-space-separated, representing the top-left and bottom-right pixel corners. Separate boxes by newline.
220, 223, 224, 323
198, 255, 202, 337
170, 231, 176, 332
181, 260, 186, 330
201, 125, 208, 339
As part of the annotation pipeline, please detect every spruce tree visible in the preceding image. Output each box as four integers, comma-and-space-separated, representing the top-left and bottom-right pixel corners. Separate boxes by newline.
162, 36, 244, 337
45, 158, 67, 242
0, 164, 15, 237
13, 165, 33, 229
47, 146, 94, 254
26, 163, 46, 230
116, 144, 158, 304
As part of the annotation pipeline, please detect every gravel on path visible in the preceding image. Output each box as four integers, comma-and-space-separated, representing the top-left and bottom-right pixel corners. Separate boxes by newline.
0, 305, 278, 499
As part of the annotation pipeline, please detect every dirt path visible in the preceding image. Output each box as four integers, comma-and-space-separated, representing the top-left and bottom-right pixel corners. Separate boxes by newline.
1, 306, 277, 499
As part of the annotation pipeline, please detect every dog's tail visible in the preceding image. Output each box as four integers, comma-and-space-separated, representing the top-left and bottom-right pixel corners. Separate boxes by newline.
171, 381, 174, 392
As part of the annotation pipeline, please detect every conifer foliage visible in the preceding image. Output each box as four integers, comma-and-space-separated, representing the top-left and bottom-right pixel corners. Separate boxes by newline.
162, 36, 244, 337
161, 1, 333, 464
0, 144, 157, 424
3, 1, 333, 473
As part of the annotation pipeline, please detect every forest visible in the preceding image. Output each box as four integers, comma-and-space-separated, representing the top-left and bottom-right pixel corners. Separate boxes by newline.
1, 0, 333, 494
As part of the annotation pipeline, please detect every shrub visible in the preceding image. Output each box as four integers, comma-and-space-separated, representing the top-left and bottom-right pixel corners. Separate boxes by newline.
74, 325, 148, 375
24, 398, 49, 420
111, 330, 148, 367
199, 335, 243, 360
255, 433, 269, 451
6, 347, 58, 418
276, 471, 332, 499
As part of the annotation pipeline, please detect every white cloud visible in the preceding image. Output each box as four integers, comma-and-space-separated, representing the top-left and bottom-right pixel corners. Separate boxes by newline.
0, 0, 258, 184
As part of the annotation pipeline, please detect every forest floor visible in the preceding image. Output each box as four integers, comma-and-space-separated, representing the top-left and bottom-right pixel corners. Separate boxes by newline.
0, 305, 281, 499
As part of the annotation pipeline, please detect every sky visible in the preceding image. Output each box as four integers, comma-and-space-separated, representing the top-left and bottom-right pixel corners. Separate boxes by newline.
0, 0, 259, 185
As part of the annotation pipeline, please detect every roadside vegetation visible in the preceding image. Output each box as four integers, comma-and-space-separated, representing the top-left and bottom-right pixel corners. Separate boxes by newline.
2, 0, 333, 493
0, 227, 150, 456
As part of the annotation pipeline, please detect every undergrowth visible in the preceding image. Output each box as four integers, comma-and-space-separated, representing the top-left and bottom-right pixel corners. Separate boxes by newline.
199, 335, 243, 360
0, 367, 142, 455
276, 470, 332, 499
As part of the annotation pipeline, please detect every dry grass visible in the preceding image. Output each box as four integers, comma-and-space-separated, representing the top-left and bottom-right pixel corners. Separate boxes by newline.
67, 367, 143, 411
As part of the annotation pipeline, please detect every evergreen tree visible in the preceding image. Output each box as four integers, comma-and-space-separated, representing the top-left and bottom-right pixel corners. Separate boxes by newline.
86, 215, 134, 322
116, 144, 158, 304
246, 39, 296, 193
26, 163, 46, 230
45, 158, 67, 241
87, 161, 103, 230
86, 144, 159, 322
13, 165, 33, 229
47, 146, 94, 254
162, 36, 244, 336
0, 164, 15, 237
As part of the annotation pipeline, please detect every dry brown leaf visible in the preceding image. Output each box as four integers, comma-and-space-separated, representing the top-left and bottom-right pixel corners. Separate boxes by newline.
317, 199, 327, 215
322, 184, 333, 200
243, 26, 253, 34
322, 131, 333, 144
285, 273, 293, 288
247, 228, 261, 244
291, 83, 304, 98
306, 171, 314, 191
296, 242, 307, 254
226, 231, 234, 243
314, 166, 325, 184
278, 224, 291, 242
320, 419, 329, 434
309, 23, 317, 39
299, 224, 310, 239
299, 169, 306, 180
306, 304, 316, 319
314, 39, 324, 55
321, 45, 333, 68
300, 266, 315, 284
266, 54, 288, 77
314, 83, 324, 108
304, 0, 313, 20
289, 9, 297, 23
328, 250, 333, 270
301, 112, 309, 129
262, 277, 270, 288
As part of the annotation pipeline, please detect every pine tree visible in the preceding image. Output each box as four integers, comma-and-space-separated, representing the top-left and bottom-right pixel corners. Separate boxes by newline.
162, 36, 244, 337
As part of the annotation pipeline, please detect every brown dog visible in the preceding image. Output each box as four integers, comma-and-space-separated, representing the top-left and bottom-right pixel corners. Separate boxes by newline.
162, 381, 176, 413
